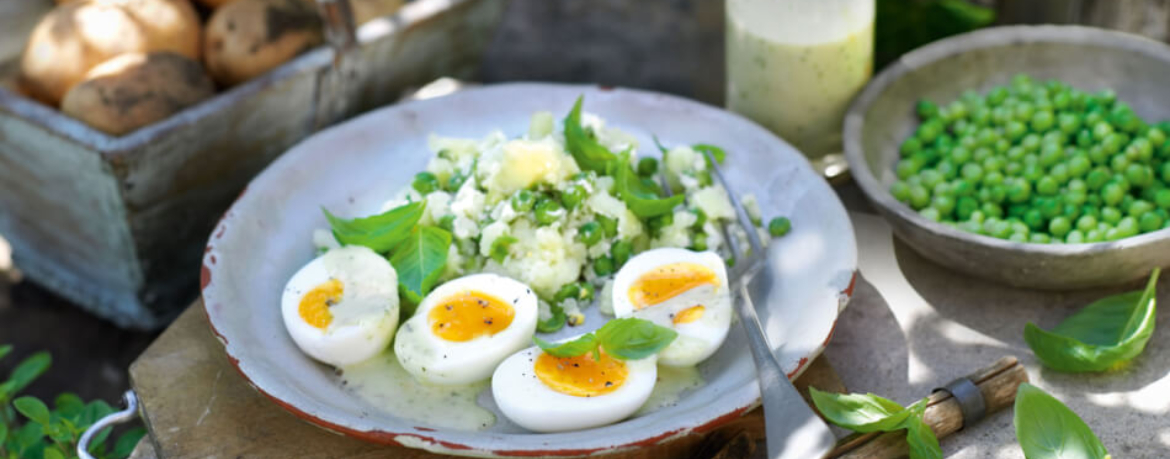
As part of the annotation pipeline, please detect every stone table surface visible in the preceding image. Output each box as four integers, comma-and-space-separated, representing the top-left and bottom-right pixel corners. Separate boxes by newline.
837, 212, 1170, 458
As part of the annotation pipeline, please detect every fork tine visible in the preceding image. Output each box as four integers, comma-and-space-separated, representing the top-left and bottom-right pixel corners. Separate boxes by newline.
699, 149, 767, 263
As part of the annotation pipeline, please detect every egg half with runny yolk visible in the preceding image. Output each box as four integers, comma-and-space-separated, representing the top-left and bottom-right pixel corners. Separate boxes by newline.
281, 246, 400, 367
492, 343, 657, 432
394, 273, 539, 385
611, 248, 731, 367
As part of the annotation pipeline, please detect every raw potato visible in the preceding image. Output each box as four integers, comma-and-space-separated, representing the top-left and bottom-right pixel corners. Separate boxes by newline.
19, 0, 201, 104
61, 52, 215, 135
204, 0, 323, 86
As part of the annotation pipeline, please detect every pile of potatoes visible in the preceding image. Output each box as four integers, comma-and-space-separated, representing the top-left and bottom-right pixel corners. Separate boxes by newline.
19, 0, 404, 135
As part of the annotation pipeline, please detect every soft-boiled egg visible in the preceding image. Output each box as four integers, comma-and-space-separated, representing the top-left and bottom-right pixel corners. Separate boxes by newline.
281, 245, 400, 367
395, 273, 538, 385
492, 344, 657, 432
611, 248, 731, 367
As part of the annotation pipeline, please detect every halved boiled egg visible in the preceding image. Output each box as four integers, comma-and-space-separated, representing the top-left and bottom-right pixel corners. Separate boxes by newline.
395, 273, 538, 385
492, 344, 657, 432
612, 248, 731, 367
281, 246, 400, 367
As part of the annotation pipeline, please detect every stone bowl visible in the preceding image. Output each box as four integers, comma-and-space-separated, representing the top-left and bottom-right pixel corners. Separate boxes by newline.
845, 25, 1170, 290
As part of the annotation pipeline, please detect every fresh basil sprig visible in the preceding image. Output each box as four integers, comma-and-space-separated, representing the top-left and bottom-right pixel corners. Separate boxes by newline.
614, 150, 685, 218
323, 201, 425, 253
389, 226, 451, 307
563, 96, 617, 173
1025, 268, 1159, 372
534, 318, 677, 361
810, 388, 941, 459
1013, 383, 1110, 459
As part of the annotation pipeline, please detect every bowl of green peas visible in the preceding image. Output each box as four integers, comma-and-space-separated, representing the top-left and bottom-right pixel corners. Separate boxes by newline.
844, 25, 1170, 289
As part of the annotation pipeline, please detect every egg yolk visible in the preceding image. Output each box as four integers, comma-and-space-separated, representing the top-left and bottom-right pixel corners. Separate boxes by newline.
299, 279, 344, 329
428, 291, 515, 342
628, 262, 719, 309
672, 305, 705, 324
534, 350, 628, 397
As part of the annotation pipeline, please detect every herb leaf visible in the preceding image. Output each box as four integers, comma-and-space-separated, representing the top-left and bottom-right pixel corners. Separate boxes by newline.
615, 150, 684, 218
8, 351, 50, 394
901, 399, 942, 459
692, 143, 727, 166
532, 318, 676, 361
14, 397, 51, 425
389, 226, 451, 305
1013, 383, 1109, 459
534, 334, 600, 359
595, 317, 678, 360
1025, 268, 1159, 372
809, 388, 915, 433
536, 302, 567, 333
564, 96, 617, 173
324, 201, 425, 253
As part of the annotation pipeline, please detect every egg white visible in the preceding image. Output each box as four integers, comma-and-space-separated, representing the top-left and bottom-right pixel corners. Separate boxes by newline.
492, 346, 657, 432
395, 273, 539, 385
281, 245, 400, 367
612, 248, 732, 367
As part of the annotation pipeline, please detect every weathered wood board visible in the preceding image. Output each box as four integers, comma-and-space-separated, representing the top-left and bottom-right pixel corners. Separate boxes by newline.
128, 302, 846, 459
0, 0, 508, 329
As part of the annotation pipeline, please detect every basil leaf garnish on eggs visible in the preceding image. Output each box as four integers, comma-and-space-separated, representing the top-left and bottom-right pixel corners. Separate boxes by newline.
533, 318, 677, 361
1013, 383, 1110, 459
1025, 268, 1159, 372
323, 201, 425, 253
390, 226, 452, 307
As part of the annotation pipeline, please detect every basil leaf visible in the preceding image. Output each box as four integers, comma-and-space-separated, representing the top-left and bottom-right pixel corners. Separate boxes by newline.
14, 397, 50, 425
563, 96, 616, 173
8, 351, 50, 393
536, 302, 566, 333
53, 393, 85, 420
1025, 268, 1159, 372
692, 143, 727, 166
0, 344, 11, 360
324, 201, 425, 253
614, 151, 685, 218
1014, 383, 1109, 459
901, 399, 942, 459
809, 388, 915, 433
595, 317, 678, 360
43, 446, 65, 459
113, 427, 147, 459
390, 226, 451, 305
533, 334, 600, 358
0, 423, 7, 446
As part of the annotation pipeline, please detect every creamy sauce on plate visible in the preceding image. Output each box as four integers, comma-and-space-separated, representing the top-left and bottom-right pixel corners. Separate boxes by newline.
635, 364, 705, 416
339, 352, 495, 431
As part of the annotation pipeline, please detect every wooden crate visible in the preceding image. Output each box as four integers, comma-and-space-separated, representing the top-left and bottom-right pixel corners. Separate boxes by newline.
0, 0, 508, 329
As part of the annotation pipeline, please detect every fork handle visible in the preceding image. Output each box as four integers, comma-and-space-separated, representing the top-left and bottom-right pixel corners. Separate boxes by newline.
736, 282, 837, 459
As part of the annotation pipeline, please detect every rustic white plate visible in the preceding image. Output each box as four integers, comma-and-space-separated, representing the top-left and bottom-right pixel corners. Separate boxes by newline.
201, 83, 857, 457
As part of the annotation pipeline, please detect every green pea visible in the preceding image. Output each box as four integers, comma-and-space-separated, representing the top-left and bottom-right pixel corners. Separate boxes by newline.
1024, 209, 1045, 231
1076, 129, 1094, 148
764, 216, 793, 238
1092, 121, 1114, 141
1117, 216, 1139, 237
1049, 163, 1070, 184
512, 189, 537, 212
1057, 113, 1081, 134
1013, 102, 1035, 122
691, 232, 709, 251
908, 185, 930, 209
637, 157, 659, 176
931, 195, 956, 216
561, 185, 587, 210
1076, 215, 1098, 232
412, 172, 440, 194
916, 100, 940, 119
896, 159, 920, 180
438, 214, 456, 232
1129, 199, 1155, 218
1007, 179, 1032, 203
1102, 206, 1123, 224
1155, 189, 1170, 209
578, 221, 603, 246
534, 198, 565, 225
1085, 229, 1104, 242
1086, 167, 1110, 190
981, 202, 1004, 218
1048, 216, 1072, 237
611, 240, 633, 267
920, 169, 944, 189
1031, 110, 1055, 131
553, 283, 582, 303
955, 196, 979, 220
950, 146, 973, 164
1030, 233, 1051, 244
936, 160, 958, 179
1067, 155, 1091, 178
920, 207, 942, 222
597, 215, 618, 237
593, 256, 615, 276
1140, 212, 1165, 232
960, 163, 984, 183
916, 120, 943, 143
1102, 182, 1126, 206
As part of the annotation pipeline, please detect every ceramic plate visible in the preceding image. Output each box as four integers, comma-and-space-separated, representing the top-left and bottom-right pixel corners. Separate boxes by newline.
201, 83, 857, 457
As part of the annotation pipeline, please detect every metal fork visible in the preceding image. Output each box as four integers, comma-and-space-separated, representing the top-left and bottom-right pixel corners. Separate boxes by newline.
670, 149, 838, 459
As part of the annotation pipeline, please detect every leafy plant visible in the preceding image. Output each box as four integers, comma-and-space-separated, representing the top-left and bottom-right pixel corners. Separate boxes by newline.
0, 346, 144, 459
533, 318, 677, 361
876, 0, 995, 68
1025, 269, 1159, 372
1013, 383, 1110, 459
809, 388, 941, 459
